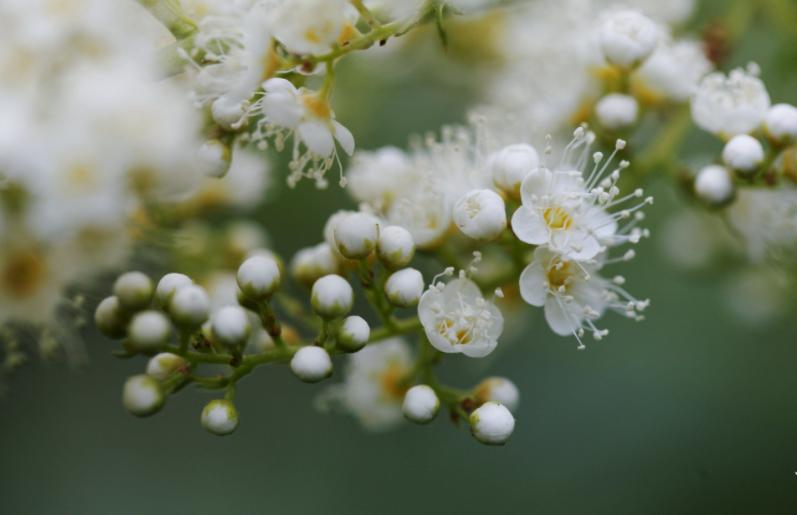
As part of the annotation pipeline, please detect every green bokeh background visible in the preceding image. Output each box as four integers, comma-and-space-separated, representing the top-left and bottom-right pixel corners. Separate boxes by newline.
2, 1, 797, 513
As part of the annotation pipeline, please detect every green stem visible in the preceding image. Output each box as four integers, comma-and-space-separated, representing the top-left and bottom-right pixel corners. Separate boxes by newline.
136, 0, 197, 40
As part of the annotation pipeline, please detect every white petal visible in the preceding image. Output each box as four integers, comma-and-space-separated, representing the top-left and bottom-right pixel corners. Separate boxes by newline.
460, 339, 497, 358
298, 120, 335, 157
262, 92, 302, 127
544, 297, 582, 336
332, 120, 355, 156
511, 206, 548, 244
518, 262, 547, 307
263, 78, 297, 95
519, 168, 550, 205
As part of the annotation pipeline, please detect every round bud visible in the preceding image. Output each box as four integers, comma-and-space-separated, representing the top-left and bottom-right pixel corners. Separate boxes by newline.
169, 285, 211, 327
595, 93, 639, 130
211, 306, 251, 347
402, 384, 440, 424
764, 103, 797, 143
146, 352, 187, 381
290, 346, 333, 383
94, 296, 127, 339
489, 144, 539, 195
237, 254, 281, 300
311, 274, 353, 319
599, 9, 659, 69
211, 95, 245, 130
332, 212, 380, 259
128, 310, 172, 350
474, 377, 519, 413
385, 268, 425, 308
113, 271, 153, 311
453, 189, 507, 241
201, 399, 239, 436
377, 225, 415, 269
122, 375, 164, 417
199, 139, 231, 178
469, 401, 515, 445
694, 165, 734, 205
338, 315, 370, 352
290, 243, 339, 287
155, 273, 193, 307
722, 134, 764, 175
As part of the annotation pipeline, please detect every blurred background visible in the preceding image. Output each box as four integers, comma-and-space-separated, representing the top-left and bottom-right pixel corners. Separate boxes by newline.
2, 1, 797, 513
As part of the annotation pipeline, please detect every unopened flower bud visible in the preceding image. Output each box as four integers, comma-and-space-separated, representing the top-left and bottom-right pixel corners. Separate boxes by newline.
694, 165, 734, 205
290, 346, 333, 383
402, 384, 440, 424
469, 401, 515, 445
122, 375, 164, 417
155, 273, 193, 307
237, 254, 281, 300
199, 139, 231, 178
453, 189, 507, 241
338, 315, 370, 352
599, 10, 659, 69
211, 306, 251, 347
94, 296, 127, 339
146, 352, 187, 381
291, 243, 339, 287
201, 399, 239, 436
211, 95, 245, 130
169, 285, 211, 327
311, 274, 353, 319
377, 225, 415, 269
764, 103, 797, 143
333, 212, 380, 259
474, 377, 519, 413
595, 93, 639, 130
722, 134, 764, 175
113, 271, 153, 311
385, 268, 424, 308
489, 144, 539, 195
128, 310, 172, 350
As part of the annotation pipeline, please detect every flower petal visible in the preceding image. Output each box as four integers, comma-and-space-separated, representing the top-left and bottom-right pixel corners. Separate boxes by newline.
511, 206, 548, 244
544, 297, 582, 336
332, 120, 355, 156
298, 120, 335, 157
518, 262, 547, 307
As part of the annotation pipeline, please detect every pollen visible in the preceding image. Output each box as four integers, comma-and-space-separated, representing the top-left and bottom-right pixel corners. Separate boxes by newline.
543, 206, 573, 230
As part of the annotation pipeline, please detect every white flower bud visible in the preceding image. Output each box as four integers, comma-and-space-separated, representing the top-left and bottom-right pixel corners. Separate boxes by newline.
377, 225, 415, 269
169, 285, 211, 327
599, 10, 659, 69
155, 273, 193, 307
453, 189, 507, 241
201, 399, 239, 436
764, 103, 797, 143
113, 271, 153, 311
311, 274, 353, 319
475, 377, 519, 413
332, 212, 380, 259
291, 243, 339, 287
489, 144, 539, 195
722, 134, 764, 174
469, 401, 515, 445
402, 384, 440, 424
211, 95, 244, 130
94, 296, 127, 339
198, 139, 231, 178
290, 346, 333, 383
211, 306, 251, 347
122, 375, 164, 417
237, 255, 281, 300
694, 165, 734, 205
338, 315, 370, 352
128, 310, 172, 350
595, 93, 639, 130
385, 268, 424, 308
146, 352, 186, 381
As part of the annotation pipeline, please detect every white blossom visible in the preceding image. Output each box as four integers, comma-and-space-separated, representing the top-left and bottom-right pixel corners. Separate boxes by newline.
694, 165, 734, 205
201, 399, 239, 435
402, 385, 440, 424
691, 66, 771, 138
722, 135, 764, 175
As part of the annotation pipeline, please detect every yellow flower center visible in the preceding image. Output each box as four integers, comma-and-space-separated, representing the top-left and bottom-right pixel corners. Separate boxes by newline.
546, 260, 572, 290
543, 206, 573, 230
3, 250, 46, 298
300, 93, 331, 120
379, 361, 409, 401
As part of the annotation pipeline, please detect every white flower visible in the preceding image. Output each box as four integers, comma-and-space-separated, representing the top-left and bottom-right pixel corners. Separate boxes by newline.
385, 268, 425, 308
418, 274, 503, 358
377, 225, 416, 269
146, 353, 187, 381
338, 315, 371, 352
519, 246, 648, 347
691, 66, 771, 138
595, 93, 639, 130
488, 144, 540, 196
122, 375, 164, 417
722, 135, 764, 175
290, 243, 340, 286
332, 212, 380, 259
694, 165, 734, 205
155, 273, 193, 307
113, 272, 154, 311
764, 103, 797, 143
599, 9, 660, 69
201, 399, 239, 435
346, 147, 414, 210
169, 285, 211, 327
511, 130, 651, 261
237, 254, 281, 300
365, 0, 426, 21
211, 306, 252, 346
453, 189, 507, 241
402, 385, 440, 424
273, 0, 358, 55
311, 274, 354, 319
318, 338, 413, 431
128, 311, 172, 350
291, 346, 333, 383
633, 38, 712, 102
251, 78, 355, 187
474, 377, 519, 413
469, 401, 514, 445
94, 296, 127, 339
726, 187, 797, 263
